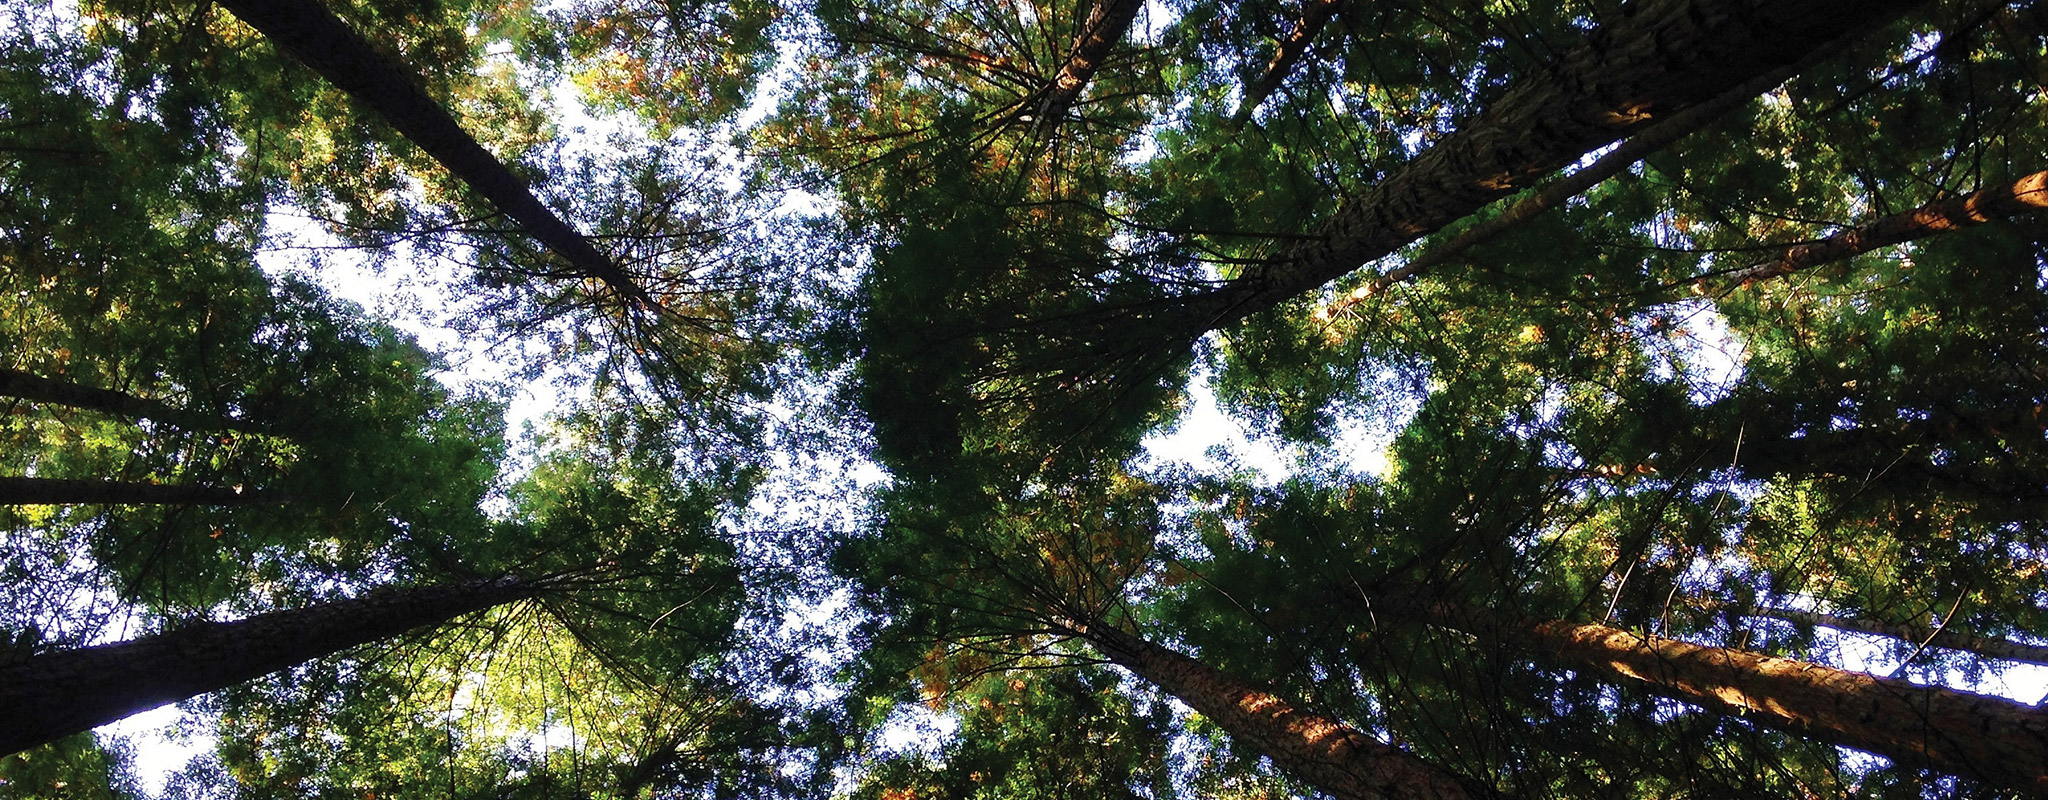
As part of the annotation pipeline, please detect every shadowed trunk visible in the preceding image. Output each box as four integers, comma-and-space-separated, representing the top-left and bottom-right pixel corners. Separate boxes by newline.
0, 477, 290, 506
1231, 0, 1343, 127
1413, 600, 2048, 793
0, 368, 262, 434
1073, 618, 1487, 800
213, 0, 652, 309
1173, 0, 1924, 331
1754, 607, 2048, 667
0, 575, 547, 755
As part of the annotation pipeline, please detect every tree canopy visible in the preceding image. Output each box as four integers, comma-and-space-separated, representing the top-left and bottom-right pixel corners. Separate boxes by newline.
7, 0, 2048, 797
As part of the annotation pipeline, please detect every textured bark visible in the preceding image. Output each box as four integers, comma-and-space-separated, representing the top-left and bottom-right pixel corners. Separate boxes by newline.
1180, 0, 1925, 329
1230, 0, 1344, 128
0, 477, 290, 506
1717, 169, 2048, 284
0, 576, 545, 755
1076, 620, 1484, 800
0, 368, 261, 434
1755, 607, 2048, 668
1420, 602, 2048, 793
213, 0, 651, 308
1021, 0, 1147, 130
1326, 45, 1837, 313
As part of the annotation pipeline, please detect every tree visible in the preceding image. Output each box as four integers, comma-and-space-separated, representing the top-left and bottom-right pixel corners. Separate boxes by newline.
0, 574, 556, 756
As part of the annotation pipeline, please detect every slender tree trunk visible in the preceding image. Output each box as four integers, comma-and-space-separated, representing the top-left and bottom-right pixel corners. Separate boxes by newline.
1021, 0, 1147, 131
1416, 601, 2048, 793
0, 575, 546, 755
1230, 0, 1343, 128
211, 0, 652, 310
0, 477, 290, 506
1325, 44, 1840, 314
1178, 0, 1924, 330
1073, 619, 1487, 800
1754, 607, 2048, 668
1714, 169, 2048, 285
0, 368, 261, 434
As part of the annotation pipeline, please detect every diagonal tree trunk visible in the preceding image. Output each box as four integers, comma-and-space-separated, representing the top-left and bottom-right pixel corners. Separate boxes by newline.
1071, 618, 1489, 800
1710, 169, 2048, 286
1171, 0, 1925, 331
1413, 600, 2048, 793
212, 0, 653, 310
1019, 0, 1148, 132
0, 368, 262, 434
1754, 607, 2048, 668
1230, 0, 1344, 128
0, 575, 547, 755
0, 477, 290, 506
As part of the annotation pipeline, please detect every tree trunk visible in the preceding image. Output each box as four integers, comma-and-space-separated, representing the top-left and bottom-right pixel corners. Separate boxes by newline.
1715, 169, 2048, 285
1230, 0, 1343, 128
0, 477, 290, 506
1179, 0, 1924, 331
1417, 601, 2048, 793
1021, 0, 1147, 132
0, 575, 546, 755
211, 0, 652, 310
0, 368, 261, 434
1073, 619, 1487, 800
1754, 607, 2048, 668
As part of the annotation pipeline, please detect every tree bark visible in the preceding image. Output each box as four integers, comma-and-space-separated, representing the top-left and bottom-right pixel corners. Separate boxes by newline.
1073, 619, 1487, 800
1179, 0, 1925, 330
1230, 0, 1344, 128
1714, 169, 2048, 285
1754, 607, 2048, 668
1416, 601, 2048, 793
0, 368, 262, 434
0, 575, 546, 755
0, 477, 290, 506
211, 0, 653, 310
1020, 0, 1147, 131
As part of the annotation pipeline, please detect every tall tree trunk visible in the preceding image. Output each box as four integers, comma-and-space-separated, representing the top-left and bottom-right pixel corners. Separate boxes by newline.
1754, 607, 2048, 668
1415, 601, 2048, 793
1072, 618, 1487, 800
0, 368, 261, 434
0, 477, 290, 506
0, 575, 547, 755
1713, 169, 2048, 286
1230, 0, 1344, 128
1175, 0, 1924, 331
1020, 0, 1147, 132
211, 0, 653, 310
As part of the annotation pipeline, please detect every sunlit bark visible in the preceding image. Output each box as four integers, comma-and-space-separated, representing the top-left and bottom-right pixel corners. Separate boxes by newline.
1019, 0, 1147, 132
1418, 601, 2048, 793
1074, 619, 1486, 800
1716, 169, 2048, 285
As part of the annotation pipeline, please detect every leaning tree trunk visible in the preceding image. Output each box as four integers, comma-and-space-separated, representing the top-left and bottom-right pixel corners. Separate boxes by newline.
0, 477, 290, 506
1072, 619, 1488, 800
1713, 169, 2048, 285
1754, 607, 2048, 668
1019, 0, 1147, 133
1175, 0, 1926, 331
0, 575, 547, 755
1230, 0, 1343, 127
1414, 601, 2048, 794
0, 368, 262, 434
212, 0, 652, 310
